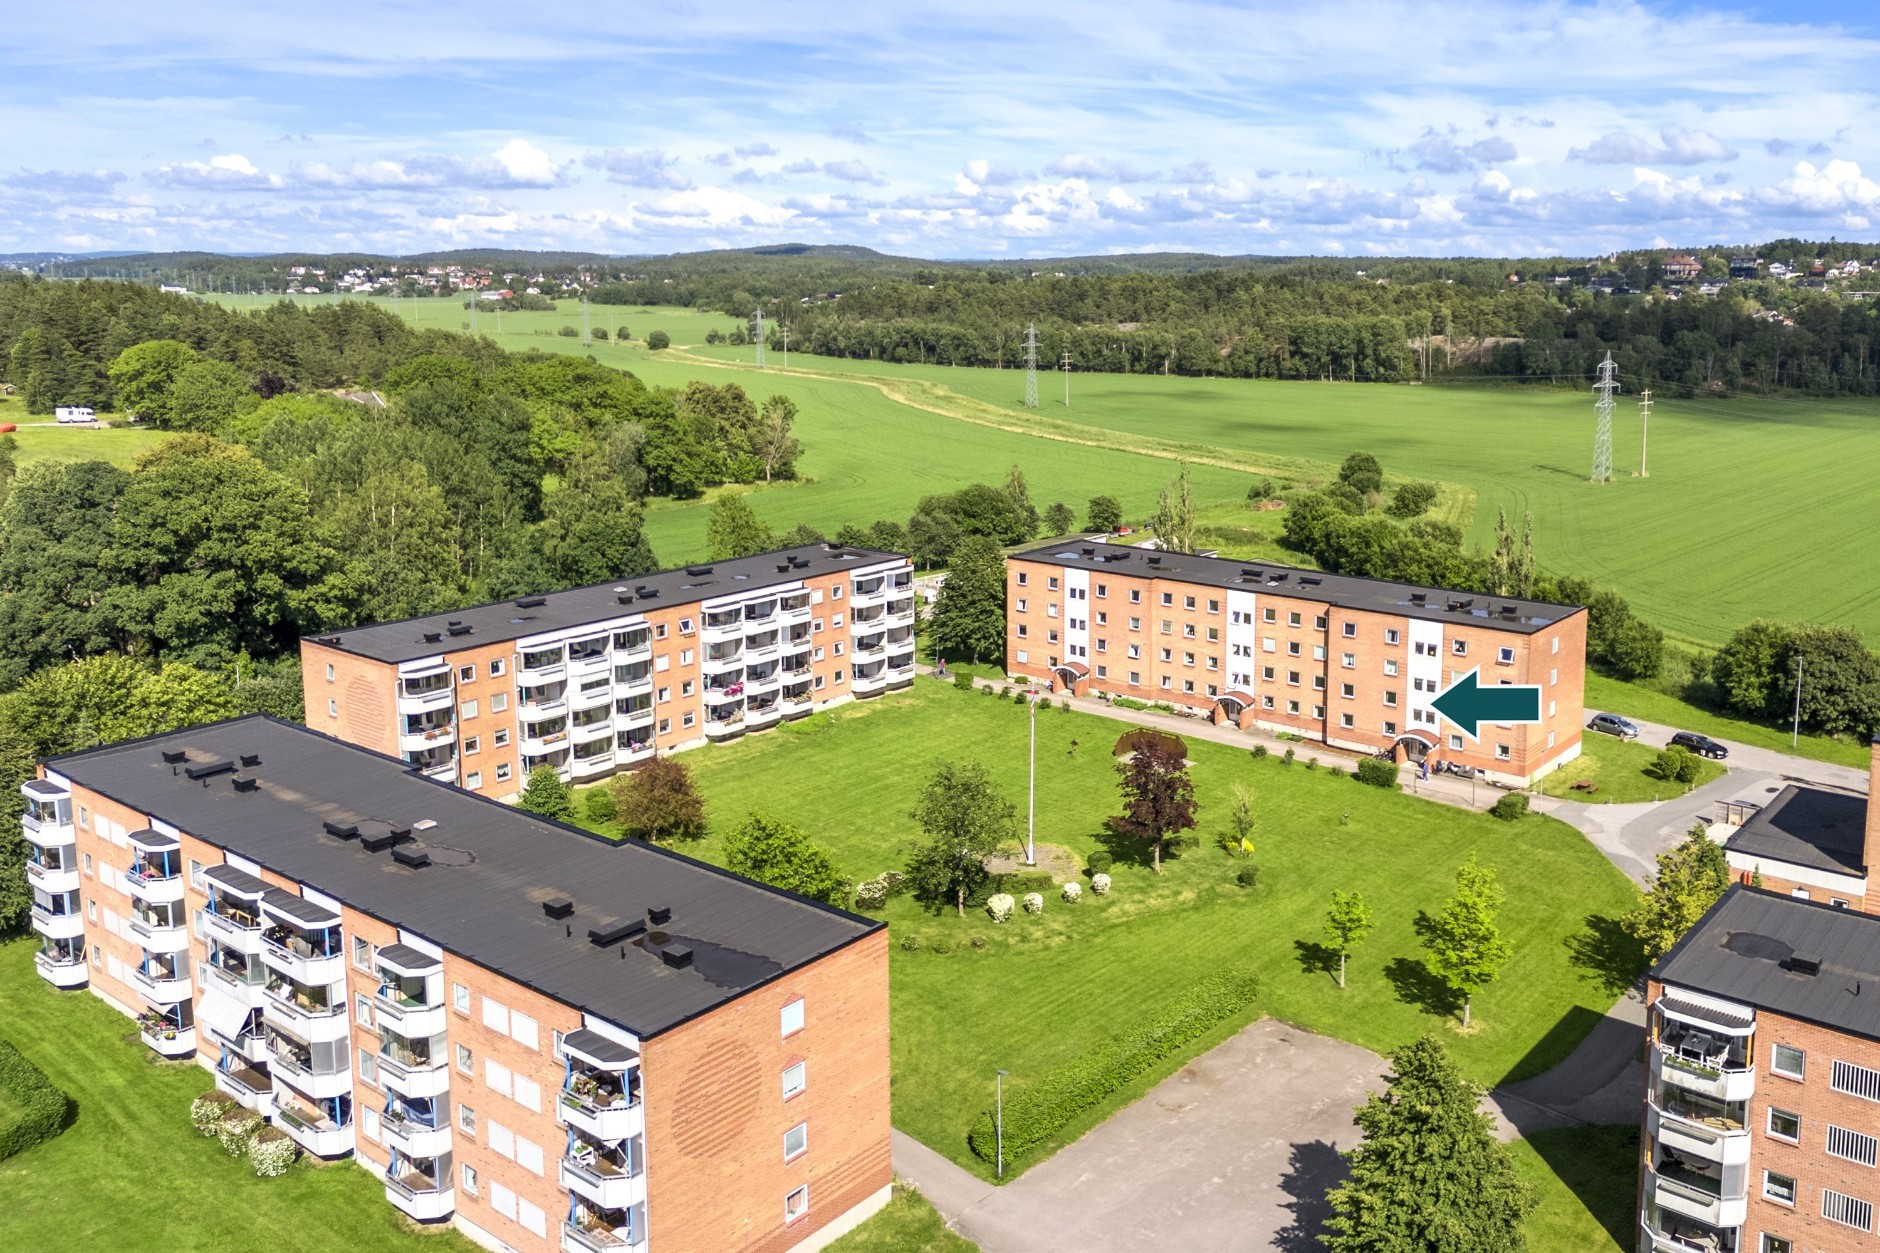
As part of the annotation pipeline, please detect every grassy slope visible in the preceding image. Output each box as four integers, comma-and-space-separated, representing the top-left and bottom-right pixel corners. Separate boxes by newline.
1537, 730, 1726, 803
0, 941, 476, 1253
1511, 1125, 1638, 1252
826, 1183, 979, 1253
580, 679, 1638, 1177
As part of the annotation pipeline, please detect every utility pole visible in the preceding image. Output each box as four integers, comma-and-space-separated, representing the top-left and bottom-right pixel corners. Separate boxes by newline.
753, 308, 766, 369
1591, 351, 1617, 483
779, 326, 790, 370
1023, 324, 1039, 408
1637, 389, 1651, 478
995, 1068, 1009, 1179
1792, 656, 1805, 747
1060, 350, 1072, 406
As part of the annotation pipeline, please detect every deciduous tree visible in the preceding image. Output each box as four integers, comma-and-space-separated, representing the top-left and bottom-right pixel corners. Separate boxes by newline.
1110, 735, 1197, 872
754, 395, 801, 482
724, 812, 850, 907
1323, 1035, 1534, 1252
905, 759, 1016, 917
706, 491, 775, 561
1149, 464, 1196, 554
1042, 501, 1075, 536
516, 766, 577, 822
1623, 827, 1731, 960
1416, 855, 1512, 1028
1084, 494, 1123, 532
107, 340, 200, 425
927, 535, 1006, 663
610, 757, 706, 843
1324, 890, 1373, 990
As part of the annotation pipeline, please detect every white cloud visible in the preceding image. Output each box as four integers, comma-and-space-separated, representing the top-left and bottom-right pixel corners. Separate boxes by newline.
1762, 159, 1880, 213
584, 148, 691, 189
1571, 126, 1737, 165
822, 159, 884, 184
148, 153, 282, 189
1408, 131, 1517, 174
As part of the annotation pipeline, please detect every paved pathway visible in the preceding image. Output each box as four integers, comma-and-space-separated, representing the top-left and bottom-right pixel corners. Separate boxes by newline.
1585, 706, 1866, 793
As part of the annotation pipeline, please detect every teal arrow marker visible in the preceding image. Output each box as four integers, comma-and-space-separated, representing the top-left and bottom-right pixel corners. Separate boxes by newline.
1429, 667, 1542, 739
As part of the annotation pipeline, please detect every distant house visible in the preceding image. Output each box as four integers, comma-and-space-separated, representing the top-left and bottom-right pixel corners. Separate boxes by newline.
1660, 254, 1702, 280
1729, 255, 1760, 279
1841, 259, 1863, 276
1697, 278, 1727, 297
158, 284, 187, 294
1768, 262, 1792, 279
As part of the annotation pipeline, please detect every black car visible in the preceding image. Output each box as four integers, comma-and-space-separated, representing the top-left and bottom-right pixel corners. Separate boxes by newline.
1669, 731, 1729, 760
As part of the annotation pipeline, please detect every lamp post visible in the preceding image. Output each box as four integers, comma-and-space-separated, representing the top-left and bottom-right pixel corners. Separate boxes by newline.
1791, 656, 1805, 748
996, 1068, 1009, 1179
1026, 687, 1037, 866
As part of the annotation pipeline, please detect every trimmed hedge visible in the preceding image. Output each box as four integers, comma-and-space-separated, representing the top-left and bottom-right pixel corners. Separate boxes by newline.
0, 1038, 72, 1161
966, 969, 1260, 1165
1354, 757, 1399, 789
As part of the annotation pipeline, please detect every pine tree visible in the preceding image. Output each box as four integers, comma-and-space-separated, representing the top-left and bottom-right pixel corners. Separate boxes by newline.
1324, 1035, 1534, 1252
1514, 511, 1536, 598
1489, 507, 1514, 596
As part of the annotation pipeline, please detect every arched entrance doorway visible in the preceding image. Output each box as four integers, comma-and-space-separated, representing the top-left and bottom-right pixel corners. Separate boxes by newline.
1050, 661, 1089, 695
1393, 729, 1440, 764
1214, 690, 1256, 728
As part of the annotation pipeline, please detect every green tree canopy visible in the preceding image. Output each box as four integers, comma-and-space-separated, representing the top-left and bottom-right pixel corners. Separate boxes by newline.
928, 535, 1006, 664
516, 765, 577, 822
609, 757, 706, 843
905, 759, 1016, 916
706, 492, 776, 561
107, 339, 200, 425
1109, 734, 1198, 872
723, 812, 850, 907
1084, 494, 1123, 532
1415, 855, 1513, 1028
1324, 890, 1374, 990
1623, 827, 1732, 961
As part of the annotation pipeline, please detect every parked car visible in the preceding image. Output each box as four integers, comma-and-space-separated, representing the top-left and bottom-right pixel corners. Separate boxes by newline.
1669, 731, 1729, 760
1588, 712, 1640, 739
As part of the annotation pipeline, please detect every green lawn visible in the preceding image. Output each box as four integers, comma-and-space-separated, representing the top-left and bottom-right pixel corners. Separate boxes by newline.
1538, 730, 1726, 803
1511, 1125, 1639, 1252
827, 1183, 978, 1253
0, 941, 476, 1253
579, 678, 1638, 1178
0, 395, 169, 469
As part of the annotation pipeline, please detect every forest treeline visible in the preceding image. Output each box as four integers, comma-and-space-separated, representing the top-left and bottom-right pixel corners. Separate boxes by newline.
775, 269, 1880, 396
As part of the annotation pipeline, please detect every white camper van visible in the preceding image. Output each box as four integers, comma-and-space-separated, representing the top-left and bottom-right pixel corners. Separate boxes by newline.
54, 406, 97, 424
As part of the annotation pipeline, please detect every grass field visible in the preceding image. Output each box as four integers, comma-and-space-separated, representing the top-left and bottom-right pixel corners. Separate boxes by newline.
827, 1183, 978, 1253
0, 395, 167, 469
1511, 1124, 1638, 1251
1537, 730, 1727, 803
577, 678, 1639, 1178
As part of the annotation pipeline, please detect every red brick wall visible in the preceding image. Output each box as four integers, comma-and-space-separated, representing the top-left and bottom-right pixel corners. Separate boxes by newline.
445, 638, 524, 798
642, 930, 890, 1253
302, 642, 400, 756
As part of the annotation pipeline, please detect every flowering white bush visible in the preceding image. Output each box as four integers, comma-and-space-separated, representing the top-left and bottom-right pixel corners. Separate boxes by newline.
218, 1110, 263, 1157
986, 893, 1016, 923
250, 1128, 296, 1177
1022, 892, 1044, 915
190, 1091, 235, 1138
1091, 873, 1112, 895
1061, 881, 1082, 903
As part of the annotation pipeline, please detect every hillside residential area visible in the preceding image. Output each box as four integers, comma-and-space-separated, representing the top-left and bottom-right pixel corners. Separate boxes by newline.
10, 6, 1880, 1253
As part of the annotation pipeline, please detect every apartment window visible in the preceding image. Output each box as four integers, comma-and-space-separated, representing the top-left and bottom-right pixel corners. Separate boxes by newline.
1341, 683, 1355, 699
1183, 651, 1196, 666
1772, 1043, 1805, 1078
784, 1122, 808, 1161
1128, 671, 1141, 686
1494, 743, 1511, 761
1129, 588, 1141, 603
1046, 578, 1057, 592
781, 998, 805, 1037
680, 617, 695, 633
452, 982, 470, 1013
490, 658, 506, 677
1182, 624, 1195, 639
327, 698, 338, 719
1763, 1171, 1797, 1205
1448, 735, 1464, 751
493, 728, 510, 747
785, 1185, 809, 1224
1342, 622, 1356, 638
1287, 611, 1301, 627
1286, 699, 1300, 715
1287, 671, 1300, 686
1339, 712, 1354, 729
1828, 1124, 1879, 1166
1835, 1060, 1880, 1102
1096, 664, 1108, 679
654, 623, 668, 639
1016, 571, 1028, 585
1766, 1107, 1800, 1142
1261, 666, 1275, 681
1262, 607, 1276, 623
456, 1044, 473, 1074
356, 993, 375, 1029
352, 936, 374, 970
1287, 641, 1301, 657
681, 679, 695, 697
458, 665, 475, 683
1760, 1238, 1791, 1253
325, 663, 336, 682
656, 718, 670, 735
1496, 646, 1515, 665
358, 1050, 379, 1087
1822, 1189, 1874, 1231
461, 1164, 479, 1197
461, 699, 480, 720
1382, 720, 1397, 735
656, 685, 670, 704
82, 852, 93, 876
1451, 639, 1468, 656
1095, 583, 1107, 598
1015, 598, 1028, 613
1383, 690, 1398, 707
783, 1061, 807, 1099
490, 693, 507, 713
1341, 653, 1355, 669
459, 1104, 477, 1136
680, 649, 695, 666
1261, 695, 1274, 709
1385, 628, 1400, 645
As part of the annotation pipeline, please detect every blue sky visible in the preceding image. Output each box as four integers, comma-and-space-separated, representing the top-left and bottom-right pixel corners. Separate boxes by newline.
5, 0, 1880, 258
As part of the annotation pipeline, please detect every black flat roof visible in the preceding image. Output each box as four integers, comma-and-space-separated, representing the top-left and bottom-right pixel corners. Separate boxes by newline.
45, 716, 879, 1038
1656, 886, 1880, 1041
1008, 542, 1581, 634
306, 544, 909, 665
1725, 784, 1869, 878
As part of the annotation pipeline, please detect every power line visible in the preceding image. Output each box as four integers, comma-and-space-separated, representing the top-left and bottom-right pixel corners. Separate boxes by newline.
1638, 388, 1651, 478
1060, 350, 1072, 406
1591, 351, 1617, 483
1024, 326, 1042, 403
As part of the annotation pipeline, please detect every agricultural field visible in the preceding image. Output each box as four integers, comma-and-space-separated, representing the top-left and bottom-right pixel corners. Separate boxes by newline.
575, 678, 1640, 1180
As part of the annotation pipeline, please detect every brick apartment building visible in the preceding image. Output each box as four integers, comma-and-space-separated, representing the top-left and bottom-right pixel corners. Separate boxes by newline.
1709, 739, 1880, 912
1002, 541, 1588, 785
1642, 884, 1880, 1253
300, 545, 915, 801
22, 716, 890, 1253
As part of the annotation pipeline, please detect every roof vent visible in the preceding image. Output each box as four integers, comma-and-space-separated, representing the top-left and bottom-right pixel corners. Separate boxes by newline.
515, 596, 548, 609
161, 750, 188, 765
239, 753, 261, 768
658, 943, 694, 969
1300, 576, 1322, 586
1410, 592, 1427, 604
542, 897, 574, 920
231, 776, 260, 794
647, 905, 672, 926
776, 563, 791, 573
389, 825, 413, 843
390, 845, 431, 869
323, 820, 359, 840
588, 920, 645, 948
185, 760, 235, 781
447, 624, 473, 637
1788, 951, 1823, 976
1147, 555, 1162, 566
616, 594, 634, 605
685, 565, 713, 576
422, 631, 443, 643
359, 830, 398, 853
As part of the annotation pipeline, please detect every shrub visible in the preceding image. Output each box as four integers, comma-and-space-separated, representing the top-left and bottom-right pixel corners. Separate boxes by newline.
1282, 747, 1296, 766
218, 1109, 264, 1157
190, 1089, 237, 1138
1235, 864, 1261, 889
1086, 851, 1113, 875
1489, 792, 1531, 822
1013, 690, 1028, 705
250, 1126, 295, 1177
1647, 745, 1701, 785
1355, 757, 1400, 789
999, 685, 1011, 699
899, 932, 924, 952
1022, 892, 1044, 915
557, 325, 580, 337
953, 670, 975, 691
1090, 873, 1112, 895
583, 787, 618, 827
987, 893, 1016, 923
1251, 744, 1269, 760
645, 330, 670, 350
853, 875, 891, 911
970, 934, 988, 950
1059, 698, 1070, 712
0, 1040, 71, 1161
929, 937, 953, 955
1305, 757, 1319, 771
1061, 881, 1082, 904
966, 970, 1260, 1164
1386, 480, 1439, 518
